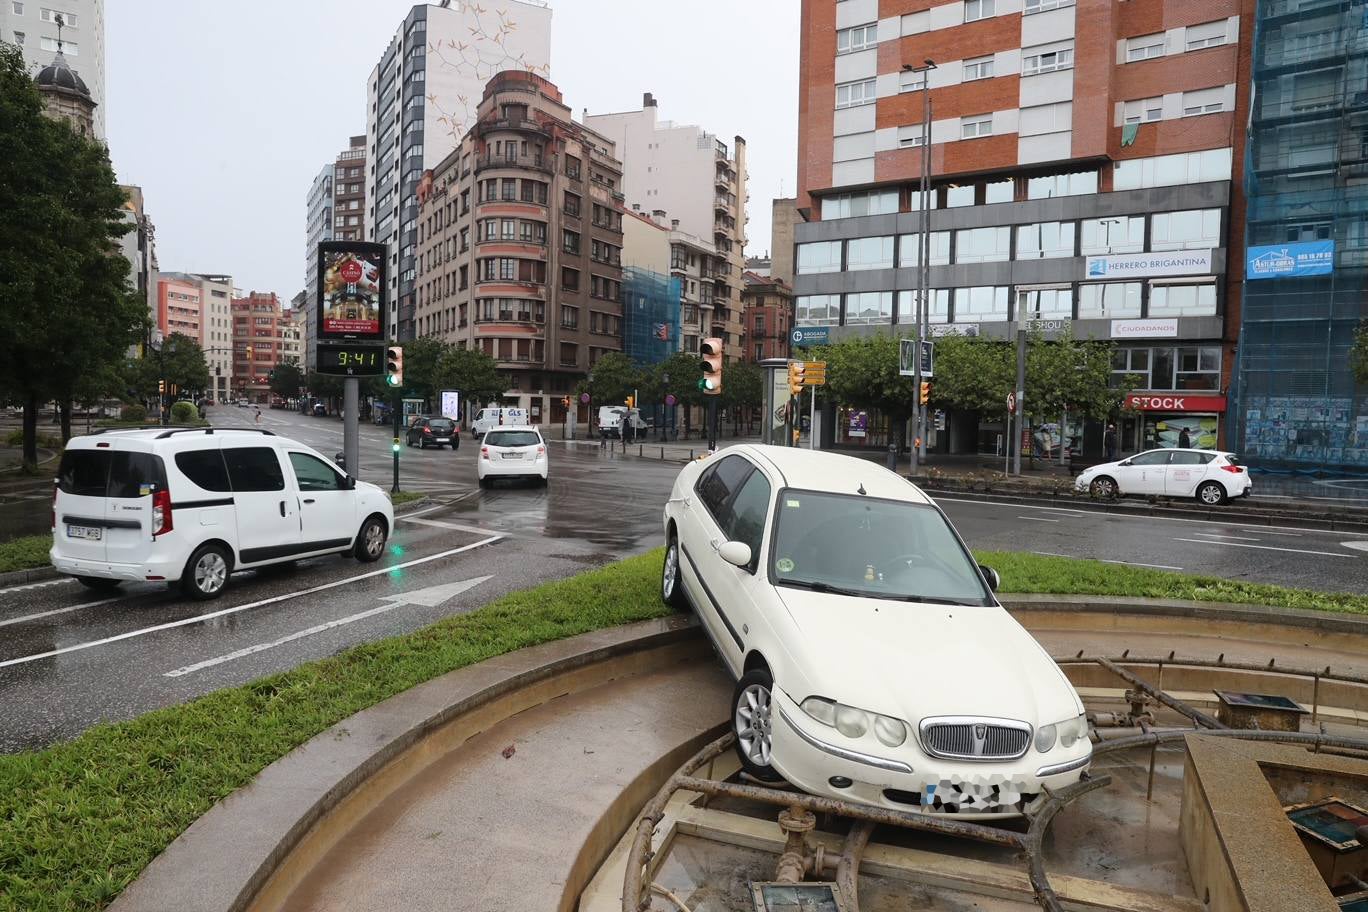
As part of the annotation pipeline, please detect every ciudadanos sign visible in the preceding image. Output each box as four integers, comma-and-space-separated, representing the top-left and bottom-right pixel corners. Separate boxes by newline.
1246, 241, 1335, 280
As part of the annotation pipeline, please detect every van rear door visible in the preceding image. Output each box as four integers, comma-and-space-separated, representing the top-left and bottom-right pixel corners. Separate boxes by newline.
55, 449, 113, 563
103, 448, 167, 567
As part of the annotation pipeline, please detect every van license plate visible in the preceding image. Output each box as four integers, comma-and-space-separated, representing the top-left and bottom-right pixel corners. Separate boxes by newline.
68, 525, 102, 541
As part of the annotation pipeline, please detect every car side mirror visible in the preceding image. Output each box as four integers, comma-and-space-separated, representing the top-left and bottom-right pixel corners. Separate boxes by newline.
1118, 459, 1132, 467
979, 564, 1000, 592
719, 541, 752, 569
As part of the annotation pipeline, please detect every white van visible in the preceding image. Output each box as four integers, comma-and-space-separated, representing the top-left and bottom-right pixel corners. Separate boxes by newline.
50, 427, 394, 600
471, 407, 528, 438
597, 406, 648, 439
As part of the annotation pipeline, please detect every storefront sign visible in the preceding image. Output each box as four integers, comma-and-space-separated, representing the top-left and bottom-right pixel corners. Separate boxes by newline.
1125, 394, 1227, 412
1111, 318, 1179, 339
1246, 241, 1335, 280
1021, 318, 1071, 333
1085, 250, 1213, 279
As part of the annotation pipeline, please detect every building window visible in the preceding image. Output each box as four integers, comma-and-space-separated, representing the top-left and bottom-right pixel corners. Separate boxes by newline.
897, 232, 950, 267
1027, 171, 1097, 199
1125, 34, 1166, 62
836, 23, 877, 54
1023, 42, 1073, 75
1123, 97, 1164, 124
845, 236, 894, 270
1016, 221, 1075, 259
844, 291, 894, 324
40, 8, 73, 26
899, 68, 926, 93
796, 241, 842, 274
953, 286, 1009, 322
835, 78, 877, 109
1185, 20, 1228, 51
560, 305, 579, 329
820, 190, 899, 219
795, 294, 840, 326
963, 55, 994, 81
1149, 282, 1217, 317
946, 184, 975, 207
961, 114, 993, 139
561, 267, 579, 291
1175, 346, 1222, 390
1025, 0, 1073, 13
1109, 346, 1151, 386
1182, 87, 1226, 116
1112, 149, 1232, 190
562, 229, 580, 255
11, 2, 23, 14
1080, 216, 1145, 254
1018, 287, 1073, 320
12, 30, 23, 43
897, 125, 925, 148
501, 179, 517, 200
897, 289, 951, 323
1150, 209, 1221, 251
985, 179, 1014, 203
565, 155, 581, 180
954, 226, 1011, 263
39, 36, 75, 54
563, 191, 580, 217
963, 0, 995, 22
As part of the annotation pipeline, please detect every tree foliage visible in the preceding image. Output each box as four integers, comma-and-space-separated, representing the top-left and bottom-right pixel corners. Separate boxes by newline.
433, 347, 504, 408
811, 334, 920, 433
927, 335, 1016, 415
1353, 320, 1368, 387
269, 359, 304, 400
577, 352, 638, 406
0, 42, 145, 461
397, 337, 448, 405
1024, 330, 1123, 421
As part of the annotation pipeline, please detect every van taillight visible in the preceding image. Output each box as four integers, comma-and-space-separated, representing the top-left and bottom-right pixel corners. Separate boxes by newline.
152, 489, 173, 537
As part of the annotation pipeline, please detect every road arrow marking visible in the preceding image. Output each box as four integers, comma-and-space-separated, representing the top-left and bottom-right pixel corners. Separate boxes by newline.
164, 575, 493, 677
1344, 541, 1368, 553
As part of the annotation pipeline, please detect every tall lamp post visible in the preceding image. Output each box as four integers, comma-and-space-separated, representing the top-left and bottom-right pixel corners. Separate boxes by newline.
902, 59, 936, 473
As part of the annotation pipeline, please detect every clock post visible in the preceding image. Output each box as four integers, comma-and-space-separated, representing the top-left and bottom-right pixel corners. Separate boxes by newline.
343, 377, 359, 482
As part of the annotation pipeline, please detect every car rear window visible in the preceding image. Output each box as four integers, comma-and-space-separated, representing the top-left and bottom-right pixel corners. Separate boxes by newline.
176, 450, 232, 491
427, 419, 454, 431
57, 449, 167, 498
485, 430, 540, 447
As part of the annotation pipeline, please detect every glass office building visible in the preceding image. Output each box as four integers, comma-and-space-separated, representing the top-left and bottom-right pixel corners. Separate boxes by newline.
1232, 0, 1368, 469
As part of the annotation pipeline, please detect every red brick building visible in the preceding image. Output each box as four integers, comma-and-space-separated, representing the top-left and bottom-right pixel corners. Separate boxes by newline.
232, 292, 288, 403
741, 272, 794, 363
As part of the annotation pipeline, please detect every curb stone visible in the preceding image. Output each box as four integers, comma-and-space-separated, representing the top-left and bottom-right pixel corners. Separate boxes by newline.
0, 565, 60, 589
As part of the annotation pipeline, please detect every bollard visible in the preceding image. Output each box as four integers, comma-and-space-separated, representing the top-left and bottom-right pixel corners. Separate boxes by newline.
886, 443, 898, 472
639, 444, 643, 458
660, 447, 664, 460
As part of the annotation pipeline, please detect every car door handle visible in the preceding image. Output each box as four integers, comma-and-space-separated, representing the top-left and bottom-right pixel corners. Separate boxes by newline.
279, 500, 286, 517
303, 498, 316, 505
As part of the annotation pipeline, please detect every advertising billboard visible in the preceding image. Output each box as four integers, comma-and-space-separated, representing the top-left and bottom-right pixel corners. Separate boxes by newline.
440, 390, 461, 421
317, 241, 386, 342
1246, 241, 1335, 280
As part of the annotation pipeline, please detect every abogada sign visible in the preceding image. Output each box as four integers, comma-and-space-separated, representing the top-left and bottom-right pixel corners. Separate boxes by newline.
1085, 250, 1213, 279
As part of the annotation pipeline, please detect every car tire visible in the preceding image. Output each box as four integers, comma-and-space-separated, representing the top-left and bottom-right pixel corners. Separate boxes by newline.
1196, 481, 1226, 506
181, 544, 232, 601
732, 668, 784, 783
77, 576, 120, 592
354, 515, 387, 562
661, 534, 689, 611
1089, 476, 1118, 500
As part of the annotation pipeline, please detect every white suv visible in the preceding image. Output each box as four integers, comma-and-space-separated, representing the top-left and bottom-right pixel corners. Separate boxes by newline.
50, 427, 395, 600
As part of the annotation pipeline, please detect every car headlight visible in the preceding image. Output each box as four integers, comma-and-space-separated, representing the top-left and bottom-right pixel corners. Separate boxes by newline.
1034, 723, 1057, 753
801, 697, 905, 747
1057, 713, 1088, 749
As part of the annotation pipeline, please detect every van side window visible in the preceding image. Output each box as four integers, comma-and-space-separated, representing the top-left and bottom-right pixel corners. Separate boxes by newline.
223, 447, 285, 492
176, 450, 231, 492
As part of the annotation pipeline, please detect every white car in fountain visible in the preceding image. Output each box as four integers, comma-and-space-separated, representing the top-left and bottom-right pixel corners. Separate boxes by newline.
660, 445, 1091, 818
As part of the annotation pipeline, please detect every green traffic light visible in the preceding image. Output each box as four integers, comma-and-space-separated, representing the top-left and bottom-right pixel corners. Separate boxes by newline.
386, 374, 400, 387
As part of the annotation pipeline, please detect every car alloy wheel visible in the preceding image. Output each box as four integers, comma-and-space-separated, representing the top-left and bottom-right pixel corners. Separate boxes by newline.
182, 544, 231, 600
661, 537, 688, 610
354, 516, 387, 562
1197, 481, 1225, 506
1090, 476, 1117, 499
732, 669, 783, 781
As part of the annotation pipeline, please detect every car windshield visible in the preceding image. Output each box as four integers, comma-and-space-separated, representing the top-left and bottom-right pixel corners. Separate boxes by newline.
485, 430, 539, 447
769, 490, 991, 605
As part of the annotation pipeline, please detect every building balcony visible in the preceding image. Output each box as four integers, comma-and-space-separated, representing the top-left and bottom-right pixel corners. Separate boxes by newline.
474, 117, 550, 139
475, 153, 553, 175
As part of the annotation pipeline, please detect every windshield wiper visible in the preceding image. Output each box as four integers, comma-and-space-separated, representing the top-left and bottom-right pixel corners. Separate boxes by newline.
780, 580, 869, 599
876, 594, 981, 606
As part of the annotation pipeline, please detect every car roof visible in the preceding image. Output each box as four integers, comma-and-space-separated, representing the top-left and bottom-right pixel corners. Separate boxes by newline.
66, 428, 280, 451
724, 444, 933, 505
485, 425, 539, 433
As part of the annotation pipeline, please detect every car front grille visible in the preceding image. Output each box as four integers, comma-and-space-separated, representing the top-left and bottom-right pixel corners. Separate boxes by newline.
919, 718, 1031, 760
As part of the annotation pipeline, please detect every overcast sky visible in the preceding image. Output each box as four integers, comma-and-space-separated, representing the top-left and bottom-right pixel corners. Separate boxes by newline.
105, 0, 798, 300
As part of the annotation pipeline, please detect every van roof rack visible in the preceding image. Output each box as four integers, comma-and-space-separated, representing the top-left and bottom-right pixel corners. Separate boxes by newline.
155, 427, 275, 439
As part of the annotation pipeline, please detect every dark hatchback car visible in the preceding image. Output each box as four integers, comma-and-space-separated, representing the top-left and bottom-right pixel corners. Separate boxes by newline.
406, 416, 460, 450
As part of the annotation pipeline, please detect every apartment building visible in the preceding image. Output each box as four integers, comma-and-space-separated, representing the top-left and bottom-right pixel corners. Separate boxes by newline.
365, 1, 552, 342
231, 292, 287, 403
584, 95, 749, 362
412, 71, 625, 425
622, 209, 682, 365
117, 185, 156, 350
304, 136, 367, 370
1, 0, 106, 137
667, 223, 725, 357
741, 273, 795, 363
795, 0, 1254, 455
157, 276, 202, 342
1231, 0, 1368, 470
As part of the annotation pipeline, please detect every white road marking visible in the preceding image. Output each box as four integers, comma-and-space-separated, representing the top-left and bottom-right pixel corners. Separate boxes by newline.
1173, 538, 1352, 559
0, 536, 502, 670
0, 577, 74, 595
1190, 532, 1262, 542
1344, 542, 1368, 553
1098, 558, 1184, 571
1017, 516, 1060, 522
1238, 528, 1300, 537
163, 575, 493, 677
402, 516, 496, 536
0, 595, 123, 628
935, 496, 1368, 538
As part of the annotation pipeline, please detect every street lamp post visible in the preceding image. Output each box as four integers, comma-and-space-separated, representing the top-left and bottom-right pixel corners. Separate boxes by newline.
903, 58, 936, 473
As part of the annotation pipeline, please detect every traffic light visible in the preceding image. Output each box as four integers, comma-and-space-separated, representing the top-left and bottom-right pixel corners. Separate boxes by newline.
919, 381, 931, 406
158, 380, 166, 394
699, 337, 723, 396
625, 395, 635, 408
787, 361, 806, 397
561, 396, 571, 409
385, 346, 404, 387
392, 437, 401, 453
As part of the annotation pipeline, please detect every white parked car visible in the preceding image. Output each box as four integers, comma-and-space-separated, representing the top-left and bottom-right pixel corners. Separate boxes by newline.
50, 427, 394, 600
477, 426, 548, 488
661, 445, 1090, 818
471, 407, 528, 438
1075, 448, 1251, 505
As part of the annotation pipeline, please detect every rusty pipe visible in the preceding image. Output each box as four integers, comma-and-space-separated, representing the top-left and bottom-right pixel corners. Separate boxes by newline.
775, 806, 816, 884
1092, 727, 1368, 758
1056, 654, 1367, 689
1094, 657, 1227, 730
1024, 775, 1114, 912
649, 883, 692, 911
836, 820, 875, 912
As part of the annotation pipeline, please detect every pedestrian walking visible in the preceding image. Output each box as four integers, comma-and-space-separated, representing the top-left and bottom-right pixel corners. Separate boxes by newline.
1178, 427, 1191, 449
1104, 423, 1118, 462
254, 408, 262, 426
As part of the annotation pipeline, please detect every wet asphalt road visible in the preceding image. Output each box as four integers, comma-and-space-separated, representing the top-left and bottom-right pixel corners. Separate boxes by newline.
1, 409, 1366, 752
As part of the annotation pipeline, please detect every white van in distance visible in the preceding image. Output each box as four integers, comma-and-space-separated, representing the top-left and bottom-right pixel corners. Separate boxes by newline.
471, 407, 529, 438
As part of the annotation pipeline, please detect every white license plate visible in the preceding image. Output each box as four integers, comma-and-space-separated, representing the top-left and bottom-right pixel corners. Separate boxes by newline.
67, 525, 102, 541
501, 452, 523, 460
435, 437, 450, 443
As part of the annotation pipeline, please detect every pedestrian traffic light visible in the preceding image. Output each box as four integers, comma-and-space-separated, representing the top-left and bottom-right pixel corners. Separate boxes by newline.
787, 361, 806, 397
625, 396, 635, 408
699, 337, 723, 396
919, 381, 931, 406
385, 346, 404, 387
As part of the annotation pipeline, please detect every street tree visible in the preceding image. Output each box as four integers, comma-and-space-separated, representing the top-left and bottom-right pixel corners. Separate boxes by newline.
657, 351, 704, 436
577, 352, 639, 407
433, 347, 504, 410
926, 334, 1016, 415
398, 336, 448, 406
1353, 320, 1368, 387
1025, 330, 1124, 422
0, 42, 144, 461
722, 360, 764, 434
269, 359, 305, 401
814, 333, 921, 448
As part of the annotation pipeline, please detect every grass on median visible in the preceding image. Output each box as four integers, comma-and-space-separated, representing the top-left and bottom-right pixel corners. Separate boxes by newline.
389, 491, 425, 507
0, 534, 51, 574
2, 547, 1366, 911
